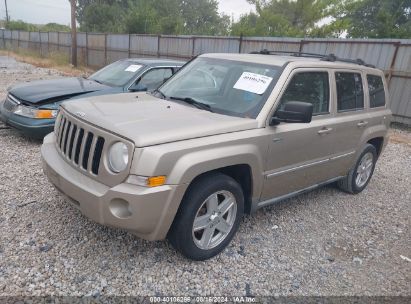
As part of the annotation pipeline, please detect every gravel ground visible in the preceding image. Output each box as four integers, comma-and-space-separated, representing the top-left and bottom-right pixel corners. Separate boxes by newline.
0, 56, 410, 297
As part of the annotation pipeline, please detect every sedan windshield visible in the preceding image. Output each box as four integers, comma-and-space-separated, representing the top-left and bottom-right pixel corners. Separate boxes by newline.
159, 57, 282, 118
89, 61, 144, 87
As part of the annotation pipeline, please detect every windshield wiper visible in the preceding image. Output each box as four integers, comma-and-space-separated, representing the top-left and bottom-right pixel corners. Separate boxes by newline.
169, 96, 213, 112
92, 79, 104, 85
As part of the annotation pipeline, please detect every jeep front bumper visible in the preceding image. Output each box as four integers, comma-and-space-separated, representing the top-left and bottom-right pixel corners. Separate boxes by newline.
41, 133, 187, 241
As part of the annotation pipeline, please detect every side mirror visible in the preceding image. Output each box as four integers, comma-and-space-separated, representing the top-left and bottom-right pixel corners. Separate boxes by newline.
129, 83, 148, 92
270, 101, 313, 125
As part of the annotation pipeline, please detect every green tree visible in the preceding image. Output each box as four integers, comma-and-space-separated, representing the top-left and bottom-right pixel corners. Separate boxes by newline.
232, 0, 339, 37
180, 0, 230, 35
76, 0, 129, 26
152, 0, 184, 34
81, 3, 126, 32
124, 0, 160, 34
76, 0, 230, 35
5, 20, 38, 31
41, 23, 71, 32
339, 0, 411, 38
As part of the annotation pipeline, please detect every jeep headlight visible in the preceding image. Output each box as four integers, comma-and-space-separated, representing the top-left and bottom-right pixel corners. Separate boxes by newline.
14, 105, 58, 119
108, 142, 129, 173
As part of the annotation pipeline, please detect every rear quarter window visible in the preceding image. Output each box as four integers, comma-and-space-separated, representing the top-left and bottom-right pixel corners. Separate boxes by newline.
367, 75, 386, 108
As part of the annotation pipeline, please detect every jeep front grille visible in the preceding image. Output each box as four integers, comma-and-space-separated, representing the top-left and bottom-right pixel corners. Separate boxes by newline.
54, 109, 134, 186
56, 114, 105, 175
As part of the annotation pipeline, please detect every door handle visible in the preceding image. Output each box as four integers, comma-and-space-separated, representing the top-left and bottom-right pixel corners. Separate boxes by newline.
317, 127, 333, 135
357, 121, 369, 128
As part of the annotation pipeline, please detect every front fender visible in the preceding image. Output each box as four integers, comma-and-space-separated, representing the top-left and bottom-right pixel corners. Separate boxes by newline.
168, 144, 265, 196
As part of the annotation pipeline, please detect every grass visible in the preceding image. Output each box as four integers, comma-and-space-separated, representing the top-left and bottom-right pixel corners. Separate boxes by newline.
0, 47, 94, 77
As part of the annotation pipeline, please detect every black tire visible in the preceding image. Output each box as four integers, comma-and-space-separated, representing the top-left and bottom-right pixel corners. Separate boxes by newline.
337, 144, 377, 194
168, 172, 244, 261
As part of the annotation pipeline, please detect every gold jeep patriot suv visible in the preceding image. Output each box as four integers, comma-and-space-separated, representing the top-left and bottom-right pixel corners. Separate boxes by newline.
41, 52, 392, 260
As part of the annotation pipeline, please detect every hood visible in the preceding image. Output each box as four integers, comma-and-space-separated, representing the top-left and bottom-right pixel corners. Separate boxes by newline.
9, 77, 110, 105
62, 93, 258, 147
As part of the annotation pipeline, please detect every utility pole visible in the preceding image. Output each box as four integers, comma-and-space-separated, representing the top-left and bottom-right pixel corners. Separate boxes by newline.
70, 0, 77, 67
4, 0, 9, 22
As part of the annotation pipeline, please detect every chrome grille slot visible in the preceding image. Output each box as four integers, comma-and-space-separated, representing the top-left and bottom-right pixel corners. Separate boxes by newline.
59, 118, 67, 149
91, 137, 105, 175
63, 121, 72, 154
57, 116, 65, 144
68, 125, 77, 160
82, 132, 94, 170
74, 128, 84, 165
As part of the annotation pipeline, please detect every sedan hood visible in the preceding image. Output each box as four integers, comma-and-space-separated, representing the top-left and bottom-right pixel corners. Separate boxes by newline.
9, 77, 110, 105
62, 93, 258, 147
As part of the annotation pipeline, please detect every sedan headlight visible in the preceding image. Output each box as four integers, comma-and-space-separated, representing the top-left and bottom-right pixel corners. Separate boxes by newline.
108, 142, 129, 173
14, 105, 58, 119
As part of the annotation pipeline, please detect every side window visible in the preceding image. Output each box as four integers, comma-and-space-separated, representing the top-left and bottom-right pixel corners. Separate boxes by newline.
138, 68, 173, 90
367, 75, 386, 108
279, 71, 330, 115
336, 72, 364, 112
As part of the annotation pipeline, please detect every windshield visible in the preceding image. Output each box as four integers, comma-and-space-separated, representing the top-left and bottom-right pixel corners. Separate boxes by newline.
159, 57, 282, 118
89, 61, 144, 87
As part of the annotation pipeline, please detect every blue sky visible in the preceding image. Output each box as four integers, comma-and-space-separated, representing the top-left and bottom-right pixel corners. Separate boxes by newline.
1, 0, 254, 25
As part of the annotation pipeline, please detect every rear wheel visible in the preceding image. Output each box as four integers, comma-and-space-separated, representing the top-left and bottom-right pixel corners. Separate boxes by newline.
338, 144, 377, 194
168, 172, 244, 260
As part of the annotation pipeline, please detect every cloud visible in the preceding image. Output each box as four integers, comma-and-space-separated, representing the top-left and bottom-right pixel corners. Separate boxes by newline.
218, 0, 255, 20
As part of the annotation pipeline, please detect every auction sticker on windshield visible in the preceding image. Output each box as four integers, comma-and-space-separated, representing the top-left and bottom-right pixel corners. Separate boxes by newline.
125, 65, 143, 72
233, 72, 273, 95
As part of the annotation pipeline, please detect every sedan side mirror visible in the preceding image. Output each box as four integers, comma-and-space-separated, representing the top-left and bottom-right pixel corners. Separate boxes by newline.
129, 83, 148, 92
270, 101, 313, 125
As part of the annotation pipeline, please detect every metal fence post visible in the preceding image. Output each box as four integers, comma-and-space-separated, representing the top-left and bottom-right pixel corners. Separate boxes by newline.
299, 39, 305, 53
85, 32, 89, 67
157, 34, 161, 58
58, 31, 61, 52
388, 42, 401, 85
239, 33, 243, 53
104, 33, 107, 65
192, 36, 196, 57
38, 30, 41, 56
128, 34, 131, 58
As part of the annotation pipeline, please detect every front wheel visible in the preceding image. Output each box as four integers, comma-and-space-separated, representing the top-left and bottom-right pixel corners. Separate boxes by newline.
168, 172, 244, 260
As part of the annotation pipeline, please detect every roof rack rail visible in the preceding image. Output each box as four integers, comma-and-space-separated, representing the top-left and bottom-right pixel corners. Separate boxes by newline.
250, 49, 376, 68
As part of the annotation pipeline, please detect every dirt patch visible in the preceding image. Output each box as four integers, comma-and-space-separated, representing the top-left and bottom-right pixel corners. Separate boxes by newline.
389, 129, 411, 146
0, 50, 94, 77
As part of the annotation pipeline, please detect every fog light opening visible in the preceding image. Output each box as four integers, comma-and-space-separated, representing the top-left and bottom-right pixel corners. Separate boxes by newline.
109, 198, 132, 219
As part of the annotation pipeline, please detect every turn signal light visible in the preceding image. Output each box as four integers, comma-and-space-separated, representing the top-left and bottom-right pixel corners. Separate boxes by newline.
35, 110, 56, 119
147, 176, 167, 187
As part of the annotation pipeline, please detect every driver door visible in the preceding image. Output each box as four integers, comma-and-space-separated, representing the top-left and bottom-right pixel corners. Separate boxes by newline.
261, 68, 339, 201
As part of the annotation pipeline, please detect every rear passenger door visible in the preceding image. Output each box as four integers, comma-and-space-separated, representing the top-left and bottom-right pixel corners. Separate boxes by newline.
328, 70, 369, 176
